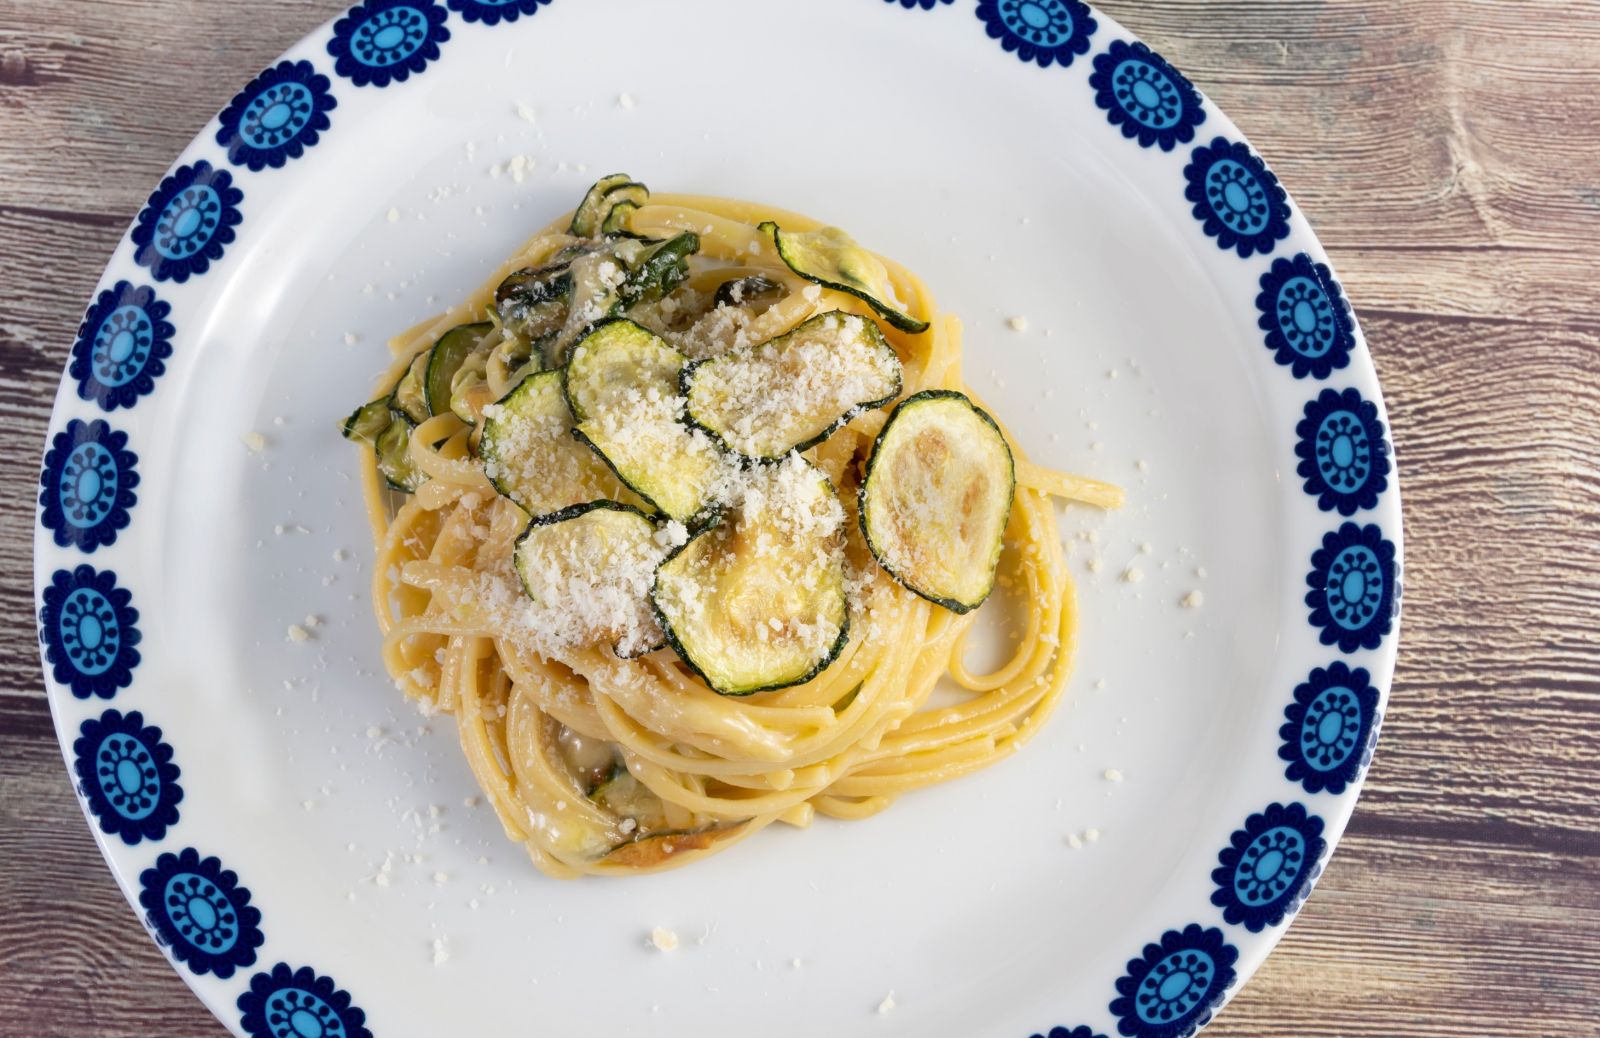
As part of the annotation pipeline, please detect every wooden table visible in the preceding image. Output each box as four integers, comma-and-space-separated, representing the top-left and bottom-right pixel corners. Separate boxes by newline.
3, 2, 1597, 1034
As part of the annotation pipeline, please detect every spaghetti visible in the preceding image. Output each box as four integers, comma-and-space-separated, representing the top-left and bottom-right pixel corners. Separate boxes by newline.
347, 184, 1122, 877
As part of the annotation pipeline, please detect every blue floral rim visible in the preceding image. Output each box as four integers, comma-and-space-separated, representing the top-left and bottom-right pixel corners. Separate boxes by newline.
37, 3, 1398, 1037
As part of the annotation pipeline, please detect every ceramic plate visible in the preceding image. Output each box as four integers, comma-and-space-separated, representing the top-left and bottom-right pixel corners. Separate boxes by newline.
34, 1, 1401, 1035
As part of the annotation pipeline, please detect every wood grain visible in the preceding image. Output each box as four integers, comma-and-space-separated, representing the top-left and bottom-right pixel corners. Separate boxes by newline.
3, 1, 1598, 1036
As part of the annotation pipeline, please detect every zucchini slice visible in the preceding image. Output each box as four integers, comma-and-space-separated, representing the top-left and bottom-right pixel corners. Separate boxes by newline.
513, 500, 672, 658
375, 411, 426, 493
859, 390, 1015, 613
682, 311, 902, 460
564, 320, 731, 523
652, 460, 850, 696
480, 369, 630, 516
601, 200, 641, 237
341, 397, 392, 446
616, 232, 699, 310
591, 768, 669, 830
388, 350, 431, 424
713, 274, 785, 310
603, 825, 744, 868
495, 264, 573, 349
759, 221, 929, 334
570, 175, 649, 238
425, 322, 492, 417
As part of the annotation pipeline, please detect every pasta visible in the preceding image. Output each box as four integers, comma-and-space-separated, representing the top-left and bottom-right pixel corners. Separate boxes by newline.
346, 185, 1122, 877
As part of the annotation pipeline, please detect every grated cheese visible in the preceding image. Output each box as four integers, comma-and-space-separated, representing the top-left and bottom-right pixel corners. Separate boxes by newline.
687, 314, 898, 458
503, 508, 684, 658
650, 927, 680, 952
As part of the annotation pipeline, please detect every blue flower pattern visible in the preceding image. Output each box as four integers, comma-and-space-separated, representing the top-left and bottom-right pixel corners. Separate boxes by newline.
976, 0, 1096, 69
239, 963, 373, 1038
1110, 924, 1238, 1038
140, 847, 264, 978
1256, 253, 1355, 379
1296, 388, 1389, 514
1280, 661, 1381, 794
131, 161, 244, 283
448, 0, 552, 24
218, 61, 338, 171
1090, 40, 1205, 151
1183, 137, 1290, 258
329, 0, 451, 88
39, 419, 139, 552
1306, 523, 1398, 652
39, 7, 1395, 1028
74, 709, 182, 845
1210, 803, 1326, 932
39, 565, 141, 699
70, 281, 173, 411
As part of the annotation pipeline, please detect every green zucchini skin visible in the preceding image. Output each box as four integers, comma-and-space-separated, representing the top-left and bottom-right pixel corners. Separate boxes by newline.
616, 232, 700, 310
858, 390, 1016, 614
569, 174, 636, 237
512, 499, 667, 659
601, 199, 643, 237
568, 425, 680, 523
495, 264, 573, 345
562, 319, 731, 525
480, 368, 630, 517
651, 527, 851, 697
712, 274, 785, 310
343, 387, 426, 493
387, 350, 431, 425
589, 765, 670, 828
561, 318, 674, 424
759, 221, 930, 334
679, 310, 903, 462
342, 397, 392, 445
493, 229, 701, 371
650, 464, 850, 696
424, 322, 492, 417
566, 424, 730, 529
375, 411, 425, 493
517, 496, 655, 531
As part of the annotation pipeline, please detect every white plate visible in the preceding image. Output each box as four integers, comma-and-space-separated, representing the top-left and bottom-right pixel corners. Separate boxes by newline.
35, 2, 1401, 1036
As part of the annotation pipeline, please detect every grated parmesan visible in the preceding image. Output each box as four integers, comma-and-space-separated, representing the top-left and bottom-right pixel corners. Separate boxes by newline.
686, 314, 898, 458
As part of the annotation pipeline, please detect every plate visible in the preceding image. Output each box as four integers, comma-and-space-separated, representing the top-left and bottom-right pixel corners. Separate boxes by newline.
33, 1, 1401, 1035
